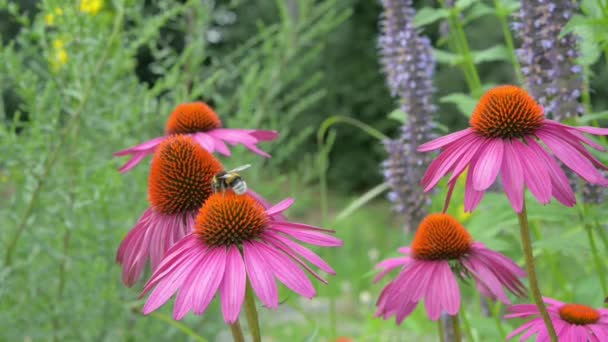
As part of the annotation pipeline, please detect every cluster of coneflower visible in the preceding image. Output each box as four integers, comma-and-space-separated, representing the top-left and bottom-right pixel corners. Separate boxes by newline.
376, 1, 608, 341
114, 102, 341, 341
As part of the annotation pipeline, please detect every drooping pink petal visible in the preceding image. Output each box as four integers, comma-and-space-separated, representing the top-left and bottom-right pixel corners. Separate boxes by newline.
114, 136, 165, 156
421, 133, 478, 191
192, 132, 216, 152
265, 198, 295, 216
526, 138, 576, 207
512, 139, 552, 204
418, 128, 474, 152
219, 245, 246, 323
464, 155, 485, 212
505, 318, 542, 340
117, 152, 149, 173
142, 242, 207, 314
254, 242, 316, 298
268, 225, 342, 247
500, 141, 525, 212
423, 261, 459, 320
472, 139, 504, 191
448, 136, 486, 183
373, 257, 409, 283
537, 130, 608, 185
243, 241, 278, 309
264, 232, 335, 275
173, 247, 226, 319
248, 130, 279, 141
261, 233, 328, 284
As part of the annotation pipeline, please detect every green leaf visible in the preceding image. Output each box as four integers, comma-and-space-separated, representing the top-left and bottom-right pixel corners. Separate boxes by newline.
579, 111, 608, 123
413, 7, 449, 27
335, 182, 390, 221
433, 48, 463, 66
464, 2, 493, 23
387, 108, 407, 124
440, 93, 478, 117
472, 45, 510, 63
455, 0, 476, 10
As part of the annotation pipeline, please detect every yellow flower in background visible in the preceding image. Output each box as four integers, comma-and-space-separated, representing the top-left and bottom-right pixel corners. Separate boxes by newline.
79, 0, 103, 14
456, 203, 472, 222
50, 39, 68, 71
44, 7, 63, 26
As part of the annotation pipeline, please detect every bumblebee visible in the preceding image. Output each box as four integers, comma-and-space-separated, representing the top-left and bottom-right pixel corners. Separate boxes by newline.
211, 164, 251, 195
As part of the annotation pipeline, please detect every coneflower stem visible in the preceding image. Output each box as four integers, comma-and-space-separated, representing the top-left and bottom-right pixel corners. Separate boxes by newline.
437, 319, 446, 342
585, 225, 608, 295
229, 320, 245, 342
459, 308, 473, 342
492, 302, 507, 339
451, 314, 462, 342
493, 0, 523, 84
517, 201, 558, 342
243, 281, 261, 342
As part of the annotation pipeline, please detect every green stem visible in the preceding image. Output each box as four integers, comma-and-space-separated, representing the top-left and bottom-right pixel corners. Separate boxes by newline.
517, 201, 558, 342
441, 0, 482, 97
244, 282, 261, 342
229, 321, 245, 342
451, 314, 462, 342
493, 0, 523, 84
459, 309, 473, 342
595, 221, 608, 250
586, 225, 608, 294
492, 302, 507, 339
437, 319, 446, 342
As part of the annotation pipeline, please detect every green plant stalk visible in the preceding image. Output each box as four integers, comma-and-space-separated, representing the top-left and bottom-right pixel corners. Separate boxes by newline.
441, 1, 482, 96
586, 225, 608, 294
3, 7, 125, 267
244, 282, 261, 342
493, 0, 523, 84
459, 309, 473, 342
517, 201, 558, 342
451, 314, 462, 342
149, 312, 208, 342
437, 319, 446, 342
318, 115, 389, 142
229, 321, 245, 342
492, 302, 507, 339
595, 221, 608, 250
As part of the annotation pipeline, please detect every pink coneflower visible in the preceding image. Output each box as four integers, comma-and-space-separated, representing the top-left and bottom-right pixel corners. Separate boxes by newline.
116, 135, 223, 287
506, 298, 608, 341
114, 102, 278, 173
374, 213, 526, 323
418, 85, 608, 213
139, 191, 342, 322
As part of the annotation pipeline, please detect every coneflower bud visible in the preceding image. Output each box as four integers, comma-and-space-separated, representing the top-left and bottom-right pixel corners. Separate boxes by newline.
379, 0, 437, 231
514, 0, 583, 121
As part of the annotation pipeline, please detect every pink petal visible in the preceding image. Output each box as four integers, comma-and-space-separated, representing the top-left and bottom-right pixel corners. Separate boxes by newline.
373, 257, 409, 283
501, 142, 525, 212
113, 136, 165, 156
418, 128, 474, 152
421, 133, 479, 191
117, 152, 149, 173
220, 245, 246, 323
526, 138, 576, 207
208, 129, 258, 144
264, 232, 335, 275
464, 156, 485, 212
265, 198, 295, 216
188, 247, 227, 316
243, 241, 278, 308
537, 130, 608, 185
423, 262, 459, 320
512, 139, 552, 204
448, 136, 486, 183
192, 132, 216, 152
248, 130, 279, 141
268, 225, 342, 247
472, 139, 504, 191
246, 190, 287, 222
254, 242, 316, 298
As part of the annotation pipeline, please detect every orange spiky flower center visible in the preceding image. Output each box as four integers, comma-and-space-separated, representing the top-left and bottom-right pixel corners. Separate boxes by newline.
165, 102, 222, 135
558, 304, 600, 325
148, 135, 223, 215
470, 85, 544, 139
411, 213, 473, 260
195, 191, 269, 246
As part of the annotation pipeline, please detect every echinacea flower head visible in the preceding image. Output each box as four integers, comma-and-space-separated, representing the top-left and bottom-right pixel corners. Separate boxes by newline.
140, 191, 342, 322
419, 85, 608, 213
374, 213, 526, 323
116, 135, 222, 287
114, 102, 278, 173
506, 297, 608, 341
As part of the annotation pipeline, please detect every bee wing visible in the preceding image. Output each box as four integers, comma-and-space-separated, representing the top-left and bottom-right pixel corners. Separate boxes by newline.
226, 164, 252, 173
